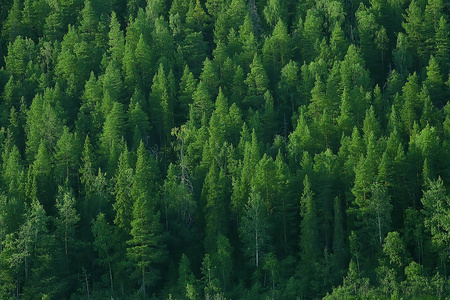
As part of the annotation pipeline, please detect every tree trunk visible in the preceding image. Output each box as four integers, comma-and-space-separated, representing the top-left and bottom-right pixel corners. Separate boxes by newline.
255, 228, 259, 267
142, 265, 146, 299
109, 261, 114, 293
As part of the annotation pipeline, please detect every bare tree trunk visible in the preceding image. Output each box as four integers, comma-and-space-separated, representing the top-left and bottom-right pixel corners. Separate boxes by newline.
83, 268, 90, 299
109, 261, 114, 293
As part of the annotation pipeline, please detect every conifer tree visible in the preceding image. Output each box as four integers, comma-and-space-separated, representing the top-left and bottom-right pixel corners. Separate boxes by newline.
54, 127, 80, 186
213, 233, 232, 293
400, 72, 421, 135
177, 253, 197, 299
402, 0, 428, 66
262, 19, 291, 85
92, 213, 116, 294
299, 175, 320, 297
102, 60, 124, 111
263, 0, 288, 28
29, 140, 53, 207
237, 15, 258, 71
240, 191, 269, 268
55, 185, 79, 268
434, 16, 449, 74
202, 164, 228, 254
278, 60, 300, 114
301, 8, 323, 63
134, 34, 153, 93
20, 198, 59, 299
149, 63, 174, 143
113, 146, 134, 233
421, 177, 450, 260
107, 11, 125, 65
3, 0, 22, 43
244, 54, 269, 109
127, 142, 164, 297
100, 101, 125, 165
177, 65, 198, 125
367, 182, 393, 246
330, 23, 348, 60
128, 101, 150, 150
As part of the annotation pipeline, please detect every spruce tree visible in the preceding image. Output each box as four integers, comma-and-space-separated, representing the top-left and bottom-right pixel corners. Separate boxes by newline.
127, 142, 164, 297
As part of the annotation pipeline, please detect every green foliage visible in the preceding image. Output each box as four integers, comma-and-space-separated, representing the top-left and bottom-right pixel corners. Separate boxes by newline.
421, 177, 450, 258
1, 1, 450, 298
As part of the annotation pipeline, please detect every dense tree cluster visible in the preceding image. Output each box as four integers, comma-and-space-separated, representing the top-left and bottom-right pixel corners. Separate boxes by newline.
1, 0, 450, 299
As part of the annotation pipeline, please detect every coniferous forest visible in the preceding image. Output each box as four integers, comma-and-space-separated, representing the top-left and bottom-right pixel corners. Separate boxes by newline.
3, 0, 450, 299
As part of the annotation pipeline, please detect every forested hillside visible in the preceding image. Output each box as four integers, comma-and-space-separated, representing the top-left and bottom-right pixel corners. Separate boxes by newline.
1, 0, 450, 299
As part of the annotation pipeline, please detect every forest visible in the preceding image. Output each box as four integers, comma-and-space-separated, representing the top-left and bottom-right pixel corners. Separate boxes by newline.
1, 0, 450, 299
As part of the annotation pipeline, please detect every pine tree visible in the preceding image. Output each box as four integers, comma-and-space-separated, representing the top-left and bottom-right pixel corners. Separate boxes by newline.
177, 65, 198, 125
54, 127, 80, 186
77, 72, 103, 138
78, 0, 99, 45
237, 15, 258, 72
163, 162, 195, 233
262, 19, 291, 85
231, 129, 260, 222
424, 0, 443, 35
288, 110, 314, 160
240, 192, 269, 268
367, 182, 393, 246
263, 0, 288, 28
244, 54, 269, 109
308, 75, 329, 121
20, 198, 59, 299
128, 101, 150, 150
127, 142, 164, 297
148, 63, 174, 143
55, 25, 92, 98
99, 101, 125, 163
205, 0, 226, 20
332, 197, 346, 281
299, 175, 320, 297
400, 72, 421, 135
425, 55, 445, 108
272, 152, 296, 256
126, 0, 145, 18
113, 146, 134, 233
92, 213, 116, 294
213, 233, 233, 293
434, 16, 449, 75
102, 59, 124, 110
356, 4, 379, 77
134, 34, 153, 93
29, 140, 53, 209
202, 164, 228, 254
230, 65, 246, 105
107, 11, 125, 65
402, 0, 428, 66
177, 254, 197, 299
186, 0, 211, 34
301, 8, 323, 63
5, 36, 31, 82
362, 106, 382, 143
2, 0, 22, 43
330, 22, 348, 60
190, 81, 214, 126
421, 177, 450, 260
180, 31, 207, 77
55, 185, 80, 267
2, 143, 26, 201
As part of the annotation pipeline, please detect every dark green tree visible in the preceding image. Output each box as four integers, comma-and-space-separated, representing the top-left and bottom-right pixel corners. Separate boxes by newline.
127, 142, 164, 297
299, 175, 320, 297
